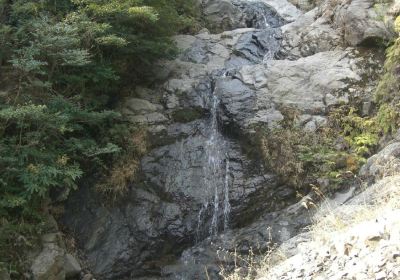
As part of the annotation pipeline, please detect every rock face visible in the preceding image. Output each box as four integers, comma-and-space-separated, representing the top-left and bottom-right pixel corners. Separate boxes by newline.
62, 0, 394, 279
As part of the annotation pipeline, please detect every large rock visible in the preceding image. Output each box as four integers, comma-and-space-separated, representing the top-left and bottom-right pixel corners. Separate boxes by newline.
31, 233, 81, 280
64, 254, 82, 278
287, 0, 321, 11
63, 125, 291, 278
232, 28, 283, 63
215, 50, 363, 132
281, 8, 343, 58
63, 25, 297, 275
240, 50, 361, 113
255, 0, 303, 22
360, 142, 400, 181
335, 0, 396, 46
161, 194, 311, 280
280, 0, 396, 58
202, 0, 299, 32
31, 247, 65, 280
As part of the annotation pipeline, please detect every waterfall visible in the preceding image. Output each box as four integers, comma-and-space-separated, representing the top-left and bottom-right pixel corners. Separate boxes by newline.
196, 82, 231, 240
223, 157, 231, 231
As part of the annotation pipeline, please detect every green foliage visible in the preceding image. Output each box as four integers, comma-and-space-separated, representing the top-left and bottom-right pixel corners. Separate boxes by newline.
376, 103, 400, 134
0, 98, 122, 213
370, 18, 400, 147
258, 102, 400, 192
257, 105, 384, 192
329, 107, 380, 157
0, 0, 199, 276
375, 27, 400, 104
257, 109, 347, 190
69, 0, 200, 81
0, 24, 12, 65
0, 218, 43, 278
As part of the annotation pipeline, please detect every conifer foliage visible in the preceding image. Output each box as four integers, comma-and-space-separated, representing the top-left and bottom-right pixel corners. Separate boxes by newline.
0, 0, 198, 275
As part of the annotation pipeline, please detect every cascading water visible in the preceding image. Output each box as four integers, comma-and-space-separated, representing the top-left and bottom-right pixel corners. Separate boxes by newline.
194, 2, 282, 241
262, 14, 269, 28
196, 83, 231, 240
223, 157, 231, 231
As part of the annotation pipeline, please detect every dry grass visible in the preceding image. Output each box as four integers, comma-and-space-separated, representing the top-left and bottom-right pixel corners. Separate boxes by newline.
96, 158, 140, 198
311, 174, 400, 244
222, 169, 400, 280
96, 129, 148, 199
219, 228, 286, 280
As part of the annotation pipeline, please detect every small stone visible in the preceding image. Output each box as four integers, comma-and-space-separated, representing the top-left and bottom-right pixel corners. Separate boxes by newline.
375, 271, 386, 280
344, 243, 353, 256
362, 101, 372, 116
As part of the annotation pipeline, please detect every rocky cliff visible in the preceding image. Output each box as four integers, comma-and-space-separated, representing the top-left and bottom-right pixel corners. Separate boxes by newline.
62, 0, 398, 279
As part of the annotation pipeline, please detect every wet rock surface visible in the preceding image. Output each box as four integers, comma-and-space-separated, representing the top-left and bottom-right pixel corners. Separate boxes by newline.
202, 0, 300, 32
62, 0, 393, 279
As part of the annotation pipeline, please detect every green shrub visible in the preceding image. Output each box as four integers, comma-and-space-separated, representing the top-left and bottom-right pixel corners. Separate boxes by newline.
257, 108, 344, 190
0, 0, 201, 276
257, 105, 384, 192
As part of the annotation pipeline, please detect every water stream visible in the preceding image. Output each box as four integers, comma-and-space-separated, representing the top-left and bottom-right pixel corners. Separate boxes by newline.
196, 89, 231, 240
194, 5, 278, 241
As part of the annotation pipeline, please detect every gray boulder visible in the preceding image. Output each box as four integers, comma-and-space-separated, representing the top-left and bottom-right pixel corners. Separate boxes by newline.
335, 0, 395, 46
202, 0, 294, 32
217, 50, 363, 132
360, 142, 400, 180
64, 254, 82, 279
31, 233, 81, 280
281, 8, 343, 58
287, 0, 321, 11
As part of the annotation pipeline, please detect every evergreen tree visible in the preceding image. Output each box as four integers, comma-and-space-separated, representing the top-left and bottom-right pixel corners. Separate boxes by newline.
0, 0, 200, 276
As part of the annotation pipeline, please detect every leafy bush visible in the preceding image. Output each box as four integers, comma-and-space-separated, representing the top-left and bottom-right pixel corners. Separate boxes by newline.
96, 127, 148, 199
257, 110, 347, 191
257, 105, 385, 192
0, 99, 121, 213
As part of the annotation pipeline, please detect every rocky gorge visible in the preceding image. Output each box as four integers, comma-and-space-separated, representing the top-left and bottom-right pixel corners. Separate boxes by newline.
55, 0, 400, 279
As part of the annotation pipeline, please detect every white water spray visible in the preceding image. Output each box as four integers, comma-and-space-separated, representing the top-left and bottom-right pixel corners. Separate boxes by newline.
196, 81, 231, 240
